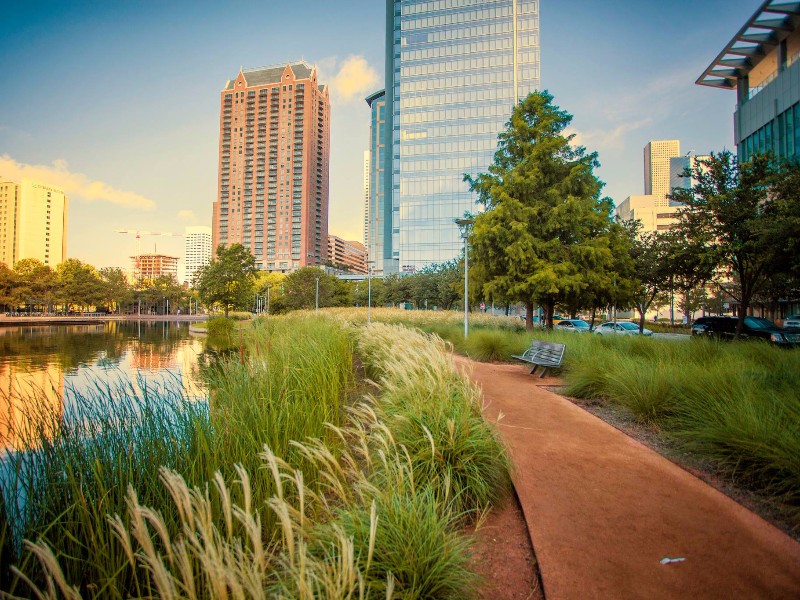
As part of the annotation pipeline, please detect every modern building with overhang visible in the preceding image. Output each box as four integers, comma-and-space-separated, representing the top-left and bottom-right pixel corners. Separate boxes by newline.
697, 0, 800, 162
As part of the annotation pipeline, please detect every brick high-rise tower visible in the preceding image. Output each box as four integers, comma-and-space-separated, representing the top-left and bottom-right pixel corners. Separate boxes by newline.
213, 62, 330, 272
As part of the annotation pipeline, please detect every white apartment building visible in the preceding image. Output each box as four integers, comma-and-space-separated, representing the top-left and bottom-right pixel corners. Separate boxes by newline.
184, 225, 212, 285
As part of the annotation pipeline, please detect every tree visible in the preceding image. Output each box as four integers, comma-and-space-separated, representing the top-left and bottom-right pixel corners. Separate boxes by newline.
196, 244, 257, 317
0, 263, 16, 312
465, 91, 617, 330
281, 267, 336, 311
670, 152, 798, 338
621, 221, 673, 333
99, 267, 133, 314
13, 259, 56, 312
56, 259, 102, 312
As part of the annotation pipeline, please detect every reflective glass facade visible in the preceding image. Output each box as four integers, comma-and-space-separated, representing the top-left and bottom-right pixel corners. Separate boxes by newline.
366, 90, 393, 274
387, 0, 540, 271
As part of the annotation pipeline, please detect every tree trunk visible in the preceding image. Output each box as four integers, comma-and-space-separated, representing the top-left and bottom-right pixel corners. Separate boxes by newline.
525, 300, 534, 331
590, 307, 597, 331
544, 301, 555, 330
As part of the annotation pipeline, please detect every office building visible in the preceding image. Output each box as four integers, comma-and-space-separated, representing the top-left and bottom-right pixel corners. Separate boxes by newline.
616, 141, 703, 232
327, 235, 368, 274
643, 140, 680, 204
363, 150, 370, 248
0, 178, 68, 268
184, 225, 212, 286
381, 0, 540, 271
133, 253, 179, 283
669, 154, 711, 192
697, 1, 800, 162
365, 89, 389, 273
212, 61, 331, 273
615, 195, 679, 232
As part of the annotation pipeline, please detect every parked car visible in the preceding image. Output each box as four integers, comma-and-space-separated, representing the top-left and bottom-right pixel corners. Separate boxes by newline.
554, 319, 592, 333
593, 321, 653, 336
783, 314, 800, 329
691, 316, 798, 347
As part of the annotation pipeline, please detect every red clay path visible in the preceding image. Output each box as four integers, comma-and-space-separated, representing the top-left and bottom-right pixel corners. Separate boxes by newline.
456, 357, 800, 600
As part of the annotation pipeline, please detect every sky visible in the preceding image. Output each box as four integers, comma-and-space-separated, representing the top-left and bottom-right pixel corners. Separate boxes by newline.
0, 0, 759, 275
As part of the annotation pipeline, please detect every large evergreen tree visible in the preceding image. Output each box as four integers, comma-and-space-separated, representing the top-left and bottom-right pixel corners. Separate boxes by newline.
465, 91, 618, 329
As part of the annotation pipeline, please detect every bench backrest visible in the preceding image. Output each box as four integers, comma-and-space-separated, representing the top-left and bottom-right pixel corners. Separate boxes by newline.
527, 340, 566, 364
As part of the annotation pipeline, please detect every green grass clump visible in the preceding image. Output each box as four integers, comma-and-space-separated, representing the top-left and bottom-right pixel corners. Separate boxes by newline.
318, 489, 476, 599
205, 315, 235, 337
6, 313, 503, 598
464, 328, 517, 362
1, 315, 354, 596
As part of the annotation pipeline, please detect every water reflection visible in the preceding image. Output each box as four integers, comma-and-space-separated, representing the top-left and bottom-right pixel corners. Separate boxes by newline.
0, 321, 206, 451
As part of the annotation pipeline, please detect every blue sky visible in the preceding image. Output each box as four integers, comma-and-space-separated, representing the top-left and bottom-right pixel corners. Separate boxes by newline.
0, 0, 757, 272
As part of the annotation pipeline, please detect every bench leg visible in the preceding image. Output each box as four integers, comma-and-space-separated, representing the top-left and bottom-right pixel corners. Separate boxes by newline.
529, 365, 538, 376
538, 367, 548, 379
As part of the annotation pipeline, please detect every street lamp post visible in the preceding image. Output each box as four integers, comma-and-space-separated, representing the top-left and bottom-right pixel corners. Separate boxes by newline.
367, 261, 374, 324
315, 276, 320, 313
455, 218, 475, 339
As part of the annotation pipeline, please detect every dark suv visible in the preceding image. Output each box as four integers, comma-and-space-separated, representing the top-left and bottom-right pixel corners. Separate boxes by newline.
691, 316, 798, 348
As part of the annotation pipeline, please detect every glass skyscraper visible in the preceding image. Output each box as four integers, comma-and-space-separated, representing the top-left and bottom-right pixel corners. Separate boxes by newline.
381, 0, 540, 272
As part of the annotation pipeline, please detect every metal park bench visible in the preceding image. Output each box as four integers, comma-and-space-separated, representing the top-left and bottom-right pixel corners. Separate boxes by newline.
511, 340, 566, 378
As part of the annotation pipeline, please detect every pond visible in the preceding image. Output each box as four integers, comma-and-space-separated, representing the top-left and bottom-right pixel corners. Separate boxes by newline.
0, 320, 206, 451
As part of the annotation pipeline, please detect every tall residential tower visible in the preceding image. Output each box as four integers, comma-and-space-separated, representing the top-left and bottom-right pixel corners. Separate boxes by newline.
380, 0, 540, 272
212, 62, 331, 273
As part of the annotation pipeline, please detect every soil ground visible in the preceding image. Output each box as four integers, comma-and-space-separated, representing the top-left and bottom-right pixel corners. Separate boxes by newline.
459, 357, 800, 600
470, 490, 543, 600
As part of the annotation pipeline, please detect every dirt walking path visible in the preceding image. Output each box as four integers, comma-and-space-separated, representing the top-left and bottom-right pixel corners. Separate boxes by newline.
456, 357, 800, 600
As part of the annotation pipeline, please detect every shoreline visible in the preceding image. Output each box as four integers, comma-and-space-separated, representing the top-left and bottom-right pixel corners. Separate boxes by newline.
0, 315, 209, 327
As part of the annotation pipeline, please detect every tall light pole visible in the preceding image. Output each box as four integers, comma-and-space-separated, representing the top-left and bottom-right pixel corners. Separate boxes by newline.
455, 218, 474, 339
315, 276, 320, 313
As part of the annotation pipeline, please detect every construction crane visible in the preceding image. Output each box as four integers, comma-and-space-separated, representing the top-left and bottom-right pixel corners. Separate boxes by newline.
115, 229, 182, 283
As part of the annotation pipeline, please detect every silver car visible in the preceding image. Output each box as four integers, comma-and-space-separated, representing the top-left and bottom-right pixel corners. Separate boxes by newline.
593, 321, 653, 336
554, 319, 592, 333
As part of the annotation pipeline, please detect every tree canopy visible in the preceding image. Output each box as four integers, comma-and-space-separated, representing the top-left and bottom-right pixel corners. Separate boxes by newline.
195, 244, 257, 317
465, 91, 620, 329
670, 151, 799, 337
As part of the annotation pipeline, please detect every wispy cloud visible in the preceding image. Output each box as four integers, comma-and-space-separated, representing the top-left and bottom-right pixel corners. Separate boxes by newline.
0, 154, 156, 210
176, 209, 195, 221
319, 55, 380, 104
568, 118, 653, 151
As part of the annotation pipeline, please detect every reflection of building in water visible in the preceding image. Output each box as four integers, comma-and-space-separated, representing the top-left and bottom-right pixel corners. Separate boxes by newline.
129, 344, 177, 371
174, 339, 206, 399
0, 363, 65, 450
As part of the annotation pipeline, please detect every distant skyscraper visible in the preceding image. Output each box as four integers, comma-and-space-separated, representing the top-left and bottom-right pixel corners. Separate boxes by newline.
363, 150, 370, 248
384, 0, 541, 271
669, 154, 711, 193
0, 178, 68, 268
366, 89, 389, 274
184, 225, 212, 285
643, 140, 680, 204
212, 61, 331, 273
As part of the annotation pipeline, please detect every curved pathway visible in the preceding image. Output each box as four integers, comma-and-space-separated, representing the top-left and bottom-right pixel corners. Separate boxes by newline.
456, 357, 800, 600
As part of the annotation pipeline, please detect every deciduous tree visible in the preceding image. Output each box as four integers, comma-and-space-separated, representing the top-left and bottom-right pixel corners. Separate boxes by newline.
196, 244, 257, 317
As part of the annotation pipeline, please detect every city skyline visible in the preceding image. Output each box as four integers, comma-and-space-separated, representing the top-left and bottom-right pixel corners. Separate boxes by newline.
0, 0, 755, 271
